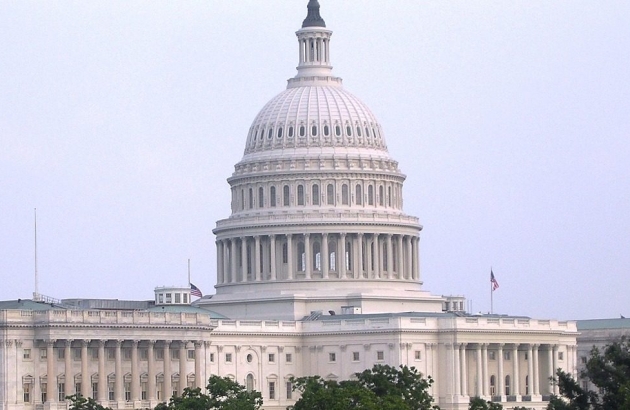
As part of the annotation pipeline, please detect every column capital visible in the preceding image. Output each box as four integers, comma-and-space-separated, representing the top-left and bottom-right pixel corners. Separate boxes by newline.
179, 341, 189, 348
269, 234, 276, 240
114, 339, 123, 347
204, 341, 211, 348
194, 341, 203, 348
131, 340, 140, 347
147, 340, 156, 346
64, 339, 73, 347
322, 232, 328, 238
164, 340, 172, 346
46, 339, 56, 346
253, 235, 260, 240
98, 339, 107, 347
81, 340, 91, 347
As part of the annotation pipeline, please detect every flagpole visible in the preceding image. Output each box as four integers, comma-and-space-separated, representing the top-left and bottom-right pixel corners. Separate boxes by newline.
188, 259, 191, 285
34, 208, 39, 300
490, 267, 493, 314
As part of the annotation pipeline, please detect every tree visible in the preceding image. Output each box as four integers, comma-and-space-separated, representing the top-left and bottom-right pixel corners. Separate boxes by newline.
156, 375, 262, 410
67, 395, 112, 410
468, 397, 503, 410
548, 338, 630, 410
289, 364, 439, 410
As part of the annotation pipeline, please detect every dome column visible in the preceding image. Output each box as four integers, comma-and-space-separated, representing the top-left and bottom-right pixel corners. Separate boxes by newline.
339, 233, 347, 279
304, 233, 312, 279
254, 236, 261, 281
406, 236, 413, 280
397, 235, 404, 280
386, 234, 393, 279
270, 235, 277, 281
322, 233, 329, 279
230, 240, 237, 283
374, 234, 381, 279
413, 236, 420, 281
357, 233, 364, 278
216, 240, 224, 284
287, 234, 294, 280
241, 238, 247, 282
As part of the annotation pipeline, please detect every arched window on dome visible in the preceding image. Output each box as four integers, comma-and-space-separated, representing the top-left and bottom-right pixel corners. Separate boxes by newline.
328, 242, 336, 271
288, 126, 294, 138
365, 127, 370, 138
299, 125, 306, 137
258, 187, 264, 208
323, 125, 329, 136
335, 125, 341, 137
342, 184, 349, 205
346, 125, 352, 137
277, 127, 283, 138
388, 186, 392, 207
249, 188, 253, 209
270, 186, 276, 207
355, 184, 363, 205
378, 186, 384, 206
283, 185, 290, 206
357, 126, 362, 137
259, 128, 264, 140
297, 185, 305, 206
311, 125, 317, 137
326, 184, 334, 205
297, 242, 305, 272
268, 128, 273, 139
368, 185, 374, 205
313, 242, 321, 271
312, 184, 320, 205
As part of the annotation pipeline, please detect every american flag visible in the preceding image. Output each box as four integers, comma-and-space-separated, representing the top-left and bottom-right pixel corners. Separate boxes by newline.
490, 270, 500, 291
190, 283, 203, 298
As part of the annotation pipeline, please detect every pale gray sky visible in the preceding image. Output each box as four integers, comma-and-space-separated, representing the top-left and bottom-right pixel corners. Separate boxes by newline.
1, 1, 629, 320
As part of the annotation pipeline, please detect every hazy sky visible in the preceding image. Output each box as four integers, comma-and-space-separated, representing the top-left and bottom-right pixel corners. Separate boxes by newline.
1, 1, 629, 321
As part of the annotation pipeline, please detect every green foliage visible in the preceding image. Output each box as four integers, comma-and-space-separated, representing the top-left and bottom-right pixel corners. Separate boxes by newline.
468, 396, 502, 410
67, 395, 112, 410
156, 375, 262, 410
289, 364, 439, 410
547, 338, 630, 410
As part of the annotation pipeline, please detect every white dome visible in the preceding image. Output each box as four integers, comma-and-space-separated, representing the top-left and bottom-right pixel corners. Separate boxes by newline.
243, 85, 388, 157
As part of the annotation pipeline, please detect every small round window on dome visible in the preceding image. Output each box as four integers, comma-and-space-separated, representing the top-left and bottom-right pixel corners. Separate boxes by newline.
324, 125, 330, 136
277, 127, 283, 138
312, 125, 317, 136
299, 126, 305, 137
346, 126, 352, 137
288, 126, 294, 138
335, 125, 341, 136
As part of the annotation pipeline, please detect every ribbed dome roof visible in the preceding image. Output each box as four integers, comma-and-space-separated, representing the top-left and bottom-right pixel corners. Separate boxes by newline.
243, 85, 388, 156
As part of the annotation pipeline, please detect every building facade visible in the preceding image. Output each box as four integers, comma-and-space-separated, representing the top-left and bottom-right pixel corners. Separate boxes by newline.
1, 2, 578, 410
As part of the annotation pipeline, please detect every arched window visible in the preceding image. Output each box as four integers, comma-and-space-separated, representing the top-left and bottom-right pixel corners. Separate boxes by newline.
356, 184, 363, 205
368, 185, 374, 205
313, 242, 321, 271
283, 185, 290, 206
388, 186, 392, 207
505, 375, 511, 396
346, 125, 352, 136
312, 184, 320, 205
297, 242, 305, 271
525, 375, 529, 395
345, 241, 352, 270
311, 125, 317, 136
378, 186, 384, 206
268, 128, 273, 139
299, 125, 305, 137
246, 374, 254, 392
323, 125, 329, 136
342, 184, 349, 205
270, 186, 276, 207
282, 243, 288, 264
490, 375, 496, 396
259, 128, 264, 140
327, 184, 334, 205
297, 185, 305, 205
288, 126, 294, 138
335, 125, 341, 136
328, 244, 336, 271
241, 189, 245, 210
365, 127, 370, 137
277, 127, 283, 138
357, 126, 362, 137
258, 187, 264, 208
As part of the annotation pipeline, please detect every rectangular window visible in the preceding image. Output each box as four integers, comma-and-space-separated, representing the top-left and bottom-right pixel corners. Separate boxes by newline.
171, 349, 179, 360
40, 349, 47, 359
107, 348, 116, 360
352, 352, 360, 361
73, 348, 81, 361
156, 349, 164, 360
581, 356, 587, 364
75, 383, 81, 395
504, 351, 511, 360
188, 350, 195, 360
41, 384, 47, 403
140, 349, 148, 360
58, 383, 65, 401
175, 293, 181, 303
559, 352, 564, 361
285, 353, 292, 363
225, 353, 232, 363
58, 349, 65, 360
210, 353, 215, 362
125, 382, 131, 401
286, 381, 293, 400
141, 382, 148, 400
183, 294, 188, 304
91, 348, 98, 360
376, 351, 384, 361
268, 353, 275, 363
165, 293, 172, 303
108, 383, 115, 401
92, 383, 98, 399
329, 352, 336, 362
23, 349, 31, 360
268, 382, 275, 400
524, 352, 528, 360
23, 384, 31, 403
489, 351, 496, 360
123, 349, 132, 360
415, 350, 422, 361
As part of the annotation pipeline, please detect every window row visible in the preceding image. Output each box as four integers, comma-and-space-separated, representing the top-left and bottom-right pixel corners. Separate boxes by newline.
248, 121, 383, 143
34, 348, 195, 361
233, 182, 402, 211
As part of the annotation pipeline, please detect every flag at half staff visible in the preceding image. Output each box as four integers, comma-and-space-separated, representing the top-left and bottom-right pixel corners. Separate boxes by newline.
490, 270, 499, 291
190, 283, 203, 298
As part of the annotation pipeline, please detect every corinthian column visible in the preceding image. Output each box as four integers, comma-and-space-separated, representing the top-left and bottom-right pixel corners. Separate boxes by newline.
81, 340, 90, 398
131, 340, 140, 403
97, 340, 106, 402
339, 233, 347, 279
163, 341, 172, 401
46, 340, 56, 403
269, 235, 277, 281
304, 233, 311, 279
322, 233, 329, 278
254, 236, 261, 281
64, 340, 73, 398
147, 341, 156, 402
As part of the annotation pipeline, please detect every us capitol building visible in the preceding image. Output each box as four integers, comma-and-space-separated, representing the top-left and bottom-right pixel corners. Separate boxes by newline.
1, 2, 578, 409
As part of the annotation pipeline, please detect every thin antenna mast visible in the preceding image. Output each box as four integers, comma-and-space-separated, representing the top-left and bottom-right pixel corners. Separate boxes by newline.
188, 259, 191, 285
34, 208, 39, 300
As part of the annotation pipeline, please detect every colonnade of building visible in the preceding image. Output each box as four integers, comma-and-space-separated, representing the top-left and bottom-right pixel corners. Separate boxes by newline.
442, 342, 578, 400
26, 339, 207, 406
215, 232, 420, 285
